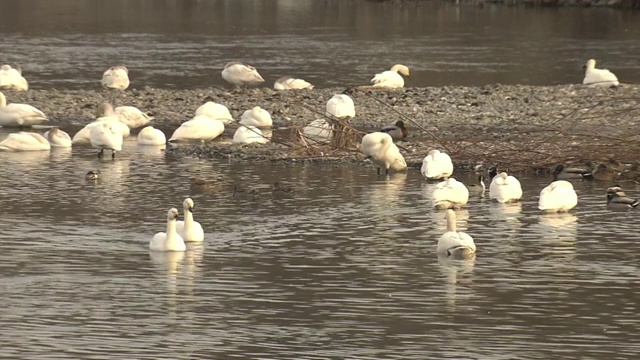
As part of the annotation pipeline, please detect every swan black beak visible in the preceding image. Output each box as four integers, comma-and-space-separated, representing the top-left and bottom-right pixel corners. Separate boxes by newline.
188, 206, 194, 213
582, 64, 587, 69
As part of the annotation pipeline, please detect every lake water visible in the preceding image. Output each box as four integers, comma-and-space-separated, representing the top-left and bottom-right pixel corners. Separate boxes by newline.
1, 129, 639, 359
1, 0, 640, 89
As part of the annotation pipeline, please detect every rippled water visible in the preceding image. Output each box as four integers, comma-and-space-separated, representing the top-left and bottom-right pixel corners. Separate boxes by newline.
1, 128, 639, 358
1, 0, 640, 89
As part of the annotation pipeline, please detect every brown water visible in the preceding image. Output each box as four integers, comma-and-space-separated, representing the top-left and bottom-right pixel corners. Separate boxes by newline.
1, 129, 639, 359
0, 0, 639, 89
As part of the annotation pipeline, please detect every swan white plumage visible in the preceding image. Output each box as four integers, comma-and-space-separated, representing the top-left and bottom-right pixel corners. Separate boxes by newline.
274, 76, 314, 90
421, 149, 454, 180
101, 65, 130, 90
221, 62, 265, 87
371, 64, 410, 89
114, 106, 153, 129
90, 121, 123, 158
72, 105, 130, 144
303, 118, 333, 143
432, 178, 469, 209
437, 209, 476, 258
326, 94, 355, 119
0, 65, 28, 91
489, 172, 523, 203
239, 106, 273, 127
361, 132, 407, 174
538, 180, 578, 212
44, 127, 72, 148
233, 125, 268, 144
175, 198, 204, 243
169, 115, 225, 142
149, 208, 186, 252
137, 126, 166, 145
0, 91, 48, 127
0, 131, 51, 151
583, 59, 619, 87
194, 102, 234, 124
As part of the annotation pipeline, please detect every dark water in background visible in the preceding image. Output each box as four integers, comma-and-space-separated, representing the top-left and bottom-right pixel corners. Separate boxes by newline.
0, 0, 639, 89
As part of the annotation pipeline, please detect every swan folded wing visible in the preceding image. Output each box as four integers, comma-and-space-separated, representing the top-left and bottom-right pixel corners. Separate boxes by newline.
2, 104, 47, 126
115, 106, 152, 128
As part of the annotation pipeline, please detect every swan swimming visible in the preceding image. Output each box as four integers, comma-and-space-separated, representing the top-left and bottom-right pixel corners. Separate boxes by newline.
0, 131, 51, 151
194, 102, 234, 124
239, 106, 273, 127
371, 64, 410, 89
437, 210, 476, 258
175, 198, 205, 242
421, 149, 454, 180
326, 94, 355, 119
169, 115, 225, 142
114, 106, 153, 129
44, 127, 72, 148
90, 121, 123, 158
233, 125, 268, 144
432, 178, 469, 209
0, 64, 28, 91
538, 180, 578, 212
137, 126, 166, 145
583, 59, 619, 87
149, 208, 186, 252
101, 65, 130, 90
0, 91, 48, 127
274, 76, 314, 90
302, 119, 333, 143
221, 62, 265, 87
361, 132, 407, 174
489, 172, 523, 203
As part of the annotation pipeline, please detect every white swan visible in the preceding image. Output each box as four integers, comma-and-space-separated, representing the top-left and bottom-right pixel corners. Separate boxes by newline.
371, 64, 410, 89
583, 59, 619, 87
169, 115, 225, 142
221, 62, 265, 87
489, 172, 523, 203
421, 149, 454, 180
101, 65, 130, 90
437, 209, 476, 258
233, 125, 268, 144
175, 198, 204, 242
0, 131, 51, 151
361, 132, 407, 174
274, 76, 314, 90
239, 106, 273, 127
90, 121, 124, 158
0, 91, 48, 127
114, 106, 153, 129
137, 126, 166, 145
72, 104, 130, 144
432, 178, 469, 209
326, 94, 355, 119
149, 208, 186, 252
0, 64, 28, 91
194, 102, 234, 124
44, 127, 72, 148
538, 180, 578, 212
302, 118, 333, 143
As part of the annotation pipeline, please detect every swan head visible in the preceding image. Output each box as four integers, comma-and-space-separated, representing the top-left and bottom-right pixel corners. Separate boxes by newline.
391, 64, 410, 77
97, 102, 115, 117
0, 64, 10, 71
167, 208, 180, 221
583, 59, 596, 70
85, 170, 101, 180
183, 198, 195, 212
224, 61, 243, 69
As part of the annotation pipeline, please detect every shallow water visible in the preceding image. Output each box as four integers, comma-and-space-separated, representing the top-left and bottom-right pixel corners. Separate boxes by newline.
1, 129, 639, 358
1, 0, 640, 89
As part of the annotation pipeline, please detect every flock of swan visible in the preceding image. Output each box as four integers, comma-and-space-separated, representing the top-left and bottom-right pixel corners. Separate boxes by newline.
0, 58, 624, 255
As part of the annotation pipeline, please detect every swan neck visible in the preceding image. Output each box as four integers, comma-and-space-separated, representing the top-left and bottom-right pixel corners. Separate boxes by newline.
446, 213, 457, 232
166, 218, 178, 241
0, 93, 6, 108
184, 209, 194, 230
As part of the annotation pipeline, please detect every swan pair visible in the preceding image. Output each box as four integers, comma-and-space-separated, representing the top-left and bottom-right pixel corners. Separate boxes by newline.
0, 65, 28, 91
583, 59, 619, 87
360, 132, 407, 174
0, 91, 48, 128
421, 150, 453, 180
149, 198, 204, 252
371, 64, 410, 89
101, 66, 130, 90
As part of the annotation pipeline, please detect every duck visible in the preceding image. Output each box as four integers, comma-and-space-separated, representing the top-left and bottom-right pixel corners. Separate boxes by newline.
360, 132, 407, 174
0, 131, 51, 151
239, 106, 273, 127
85, 170, 101, 181
432, 178, 469, 210
371, 64, 410, 89
137, 126, 166, 146
302, 119, 333, 143
538, 180, 578, 212
90, 121, 123, 158
606, 186, 639, 209
168, 115, 225, 142
194, 102, 234, 124
379, 120, 408, 142
221, 62, 265, 87
326, 94, 355, 119
552, 163, 592, 181
437, 209, 476, 258
101, 65, 130, 90
272, 181, 295, 197
592, 163, 620, 182
149, 208, 186, 252
232, 185, 260, 200
44, 127, 72, 148
421, 149, 454, 180
468, 175, 486, 193
175, 198, 204, 243
274, 76, 314, 90
489, 172, 523, 203
114, 106, 153, 129
0, 91, 48, 127
0, 64, 28, 91
583, 59, 619, 87
233, 125, 268, 144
